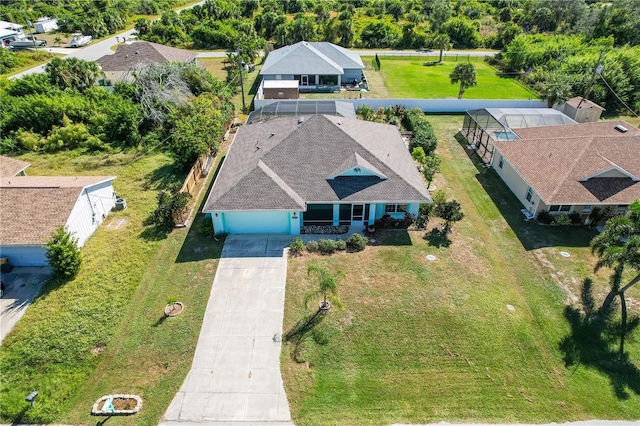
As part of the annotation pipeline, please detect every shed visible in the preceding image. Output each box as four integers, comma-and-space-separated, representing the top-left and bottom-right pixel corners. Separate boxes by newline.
262, 80, 299, 100
34, 18, 58, 33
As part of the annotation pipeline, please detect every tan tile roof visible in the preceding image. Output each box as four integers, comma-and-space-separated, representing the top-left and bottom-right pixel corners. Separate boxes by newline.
0, 176, 115, 245
96, 41, 196, 71
494, 136, 640, 205
513, 120, 639, 140
0, 155, 30, 177
566, 96, 605, 110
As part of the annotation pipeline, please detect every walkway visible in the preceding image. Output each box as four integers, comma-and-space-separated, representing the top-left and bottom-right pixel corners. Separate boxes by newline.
160, 234, 294, 425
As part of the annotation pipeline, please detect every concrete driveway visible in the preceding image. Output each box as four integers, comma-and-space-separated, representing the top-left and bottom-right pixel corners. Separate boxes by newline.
0, 266, 51, 344
161, 235, 294, 425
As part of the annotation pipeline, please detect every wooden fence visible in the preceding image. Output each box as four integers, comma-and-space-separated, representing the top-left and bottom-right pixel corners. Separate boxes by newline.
180, 154, 207, 196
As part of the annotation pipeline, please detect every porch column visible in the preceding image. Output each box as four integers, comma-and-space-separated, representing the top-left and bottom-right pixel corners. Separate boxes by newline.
333, 204, 340, 226
212, 212, 224, 235
315, 75, 319, 85
337, 75, 341, 86
368, 204, 376, 225
290, 211, 301, 235
408, 203, 419, 216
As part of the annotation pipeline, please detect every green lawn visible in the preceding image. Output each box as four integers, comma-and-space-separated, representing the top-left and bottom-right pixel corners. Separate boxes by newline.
197, 57, 262, 114
373, 57, 539, 99
281, 115, 640, 425
0, 150, 224, 425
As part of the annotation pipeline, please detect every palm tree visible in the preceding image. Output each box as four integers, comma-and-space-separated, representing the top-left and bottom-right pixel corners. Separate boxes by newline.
53, 36, 63, 46
591, 201, 640, 357
304, 264, 345, 313
542, 73, 573, 108
433, 33, 452, 63
449, 62, 477, 99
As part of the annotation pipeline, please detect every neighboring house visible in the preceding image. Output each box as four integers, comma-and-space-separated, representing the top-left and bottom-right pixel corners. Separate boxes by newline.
0, 155, 30, 177
462, 108, 577, 163
96, 41, 197, 84
203, 115, 431, 235
554, 97, 605, 123
491, 121, 640, 219
0, 176, 117, 266
247, 100, 356, 124
259, 41, 365, 93
0, 28, 19, 48
0, 20, 23, 35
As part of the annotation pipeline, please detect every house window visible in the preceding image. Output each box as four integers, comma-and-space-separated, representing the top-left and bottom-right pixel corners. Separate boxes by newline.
385, 204, 408, 213
278, 91, 284, 98
560, 205, 571, 212
498, 155, 504, 169
583, 205, 592, 213
549, 205, 560, 212
526, 187, 533, 202
549, 205, 571, 213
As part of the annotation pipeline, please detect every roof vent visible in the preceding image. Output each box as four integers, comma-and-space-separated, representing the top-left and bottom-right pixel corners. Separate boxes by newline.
135, 51, 139, 54
615, 125, 628, 133
298, 117, 305, 124
336, 118, 341, 125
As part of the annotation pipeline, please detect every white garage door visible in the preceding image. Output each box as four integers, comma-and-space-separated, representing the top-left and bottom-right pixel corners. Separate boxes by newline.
223, 211, 290, 234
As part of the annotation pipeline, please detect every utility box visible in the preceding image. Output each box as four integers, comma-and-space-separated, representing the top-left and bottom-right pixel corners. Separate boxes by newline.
0, 257, 13, 273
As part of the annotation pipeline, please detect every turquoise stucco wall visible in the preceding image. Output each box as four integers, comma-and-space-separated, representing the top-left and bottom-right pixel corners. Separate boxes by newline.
211, 211, 301, 234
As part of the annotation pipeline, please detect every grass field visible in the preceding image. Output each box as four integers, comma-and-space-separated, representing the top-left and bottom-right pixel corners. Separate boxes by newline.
281, 115, 640, 424
197, 57, 262, 114
0, 150, 224, 425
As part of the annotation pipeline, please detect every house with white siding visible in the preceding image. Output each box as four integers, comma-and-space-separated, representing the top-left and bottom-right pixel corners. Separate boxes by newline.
203, 115, 431, 235
0, 176, 116, 266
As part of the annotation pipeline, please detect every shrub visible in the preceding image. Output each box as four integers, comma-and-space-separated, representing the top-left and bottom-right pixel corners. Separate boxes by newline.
569, 211, 582, 225
306, 240, 319, 253
335, 239, 347, 250
151, 190, 191, 231
536, 209, 553, 224
289, 237, 305, 256
587, 206, 604, 226
554, 214, 572, 226
318, 238, 337, 255
346, 233, 368, 252
44, 226, 82, 278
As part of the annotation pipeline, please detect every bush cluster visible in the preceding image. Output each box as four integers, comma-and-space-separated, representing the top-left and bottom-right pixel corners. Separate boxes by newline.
346, 234, 368, 252
288, 237, 356, 256
375, 213, 415, 229
403, 108, 438, 155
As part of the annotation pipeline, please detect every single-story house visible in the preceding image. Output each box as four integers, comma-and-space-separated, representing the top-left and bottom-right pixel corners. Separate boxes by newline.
0, 28, 19, 48
260, 41, 365, 93
0, 176, 117, 266
203, 114, 431, 235
0, 155, 30, 177
96, 41, 197, 84
554, 96, 605, 123
491, 121, 640, 219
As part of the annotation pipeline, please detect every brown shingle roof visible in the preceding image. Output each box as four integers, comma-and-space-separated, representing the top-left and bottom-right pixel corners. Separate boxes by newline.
0, 176, 115, 245
494, 136, 640, 205
566, 96, 605, 110
96, 41, 196, 71
0, 155, 30, 177
513, 120, 639, 140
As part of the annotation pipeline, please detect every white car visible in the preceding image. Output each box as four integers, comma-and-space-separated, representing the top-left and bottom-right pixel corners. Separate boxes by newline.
69, 33, 93, 48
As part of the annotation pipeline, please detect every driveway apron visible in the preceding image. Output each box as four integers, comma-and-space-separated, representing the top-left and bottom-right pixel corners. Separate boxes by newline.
161, 235, 294, 425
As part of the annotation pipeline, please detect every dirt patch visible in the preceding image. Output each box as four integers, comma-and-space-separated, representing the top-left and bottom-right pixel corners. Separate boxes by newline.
448, 234, 490, 277
91, 343, 106, 355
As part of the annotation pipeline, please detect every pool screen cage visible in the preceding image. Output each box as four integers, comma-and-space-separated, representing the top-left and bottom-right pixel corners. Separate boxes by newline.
461, 108, 576, 163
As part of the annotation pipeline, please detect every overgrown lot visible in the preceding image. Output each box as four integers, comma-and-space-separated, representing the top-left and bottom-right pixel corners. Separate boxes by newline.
281, 115, 640, 425
0, 150, 223, 425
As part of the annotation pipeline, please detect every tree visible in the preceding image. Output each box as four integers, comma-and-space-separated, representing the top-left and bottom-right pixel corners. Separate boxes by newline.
411, 146, 427, 167
590, 201, 640, 357
541, 73, 573, 108
421, 153, 441, 189
44, 227, 82, 278
134, 17, 152, 36
433, 33, 452, 63
435, 200, 464, 233
304, 264, 345, 312
53, 36, 63, 46
449, 62, 477, 99
45, 57, 103, 93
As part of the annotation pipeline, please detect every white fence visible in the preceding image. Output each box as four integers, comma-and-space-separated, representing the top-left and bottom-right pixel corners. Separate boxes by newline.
253, 98, 547, 113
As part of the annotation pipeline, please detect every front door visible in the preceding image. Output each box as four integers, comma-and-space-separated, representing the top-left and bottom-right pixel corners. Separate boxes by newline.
301, 75, 309, 86
351, 204, 365, 226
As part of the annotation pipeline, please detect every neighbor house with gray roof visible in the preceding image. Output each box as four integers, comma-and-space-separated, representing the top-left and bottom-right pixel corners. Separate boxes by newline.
203, 115, 431, 235
96, 40, 197, 85
490, 121, 640, 221
0, 155, 30, 177
259, 41, 365, 94
0, 176, 117, 266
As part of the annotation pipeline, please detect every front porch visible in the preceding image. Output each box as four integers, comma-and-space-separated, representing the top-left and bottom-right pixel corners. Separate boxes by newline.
301, 203, 419, 228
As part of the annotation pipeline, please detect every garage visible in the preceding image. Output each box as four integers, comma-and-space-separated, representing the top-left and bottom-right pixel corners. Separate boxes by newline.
0, 246, 47, 267
222, 211, 290, 234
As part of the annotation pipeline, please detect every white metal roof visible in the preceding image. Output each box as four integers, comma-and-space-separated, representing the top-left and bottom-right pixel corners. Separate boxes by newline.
263, 80, 299, 89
